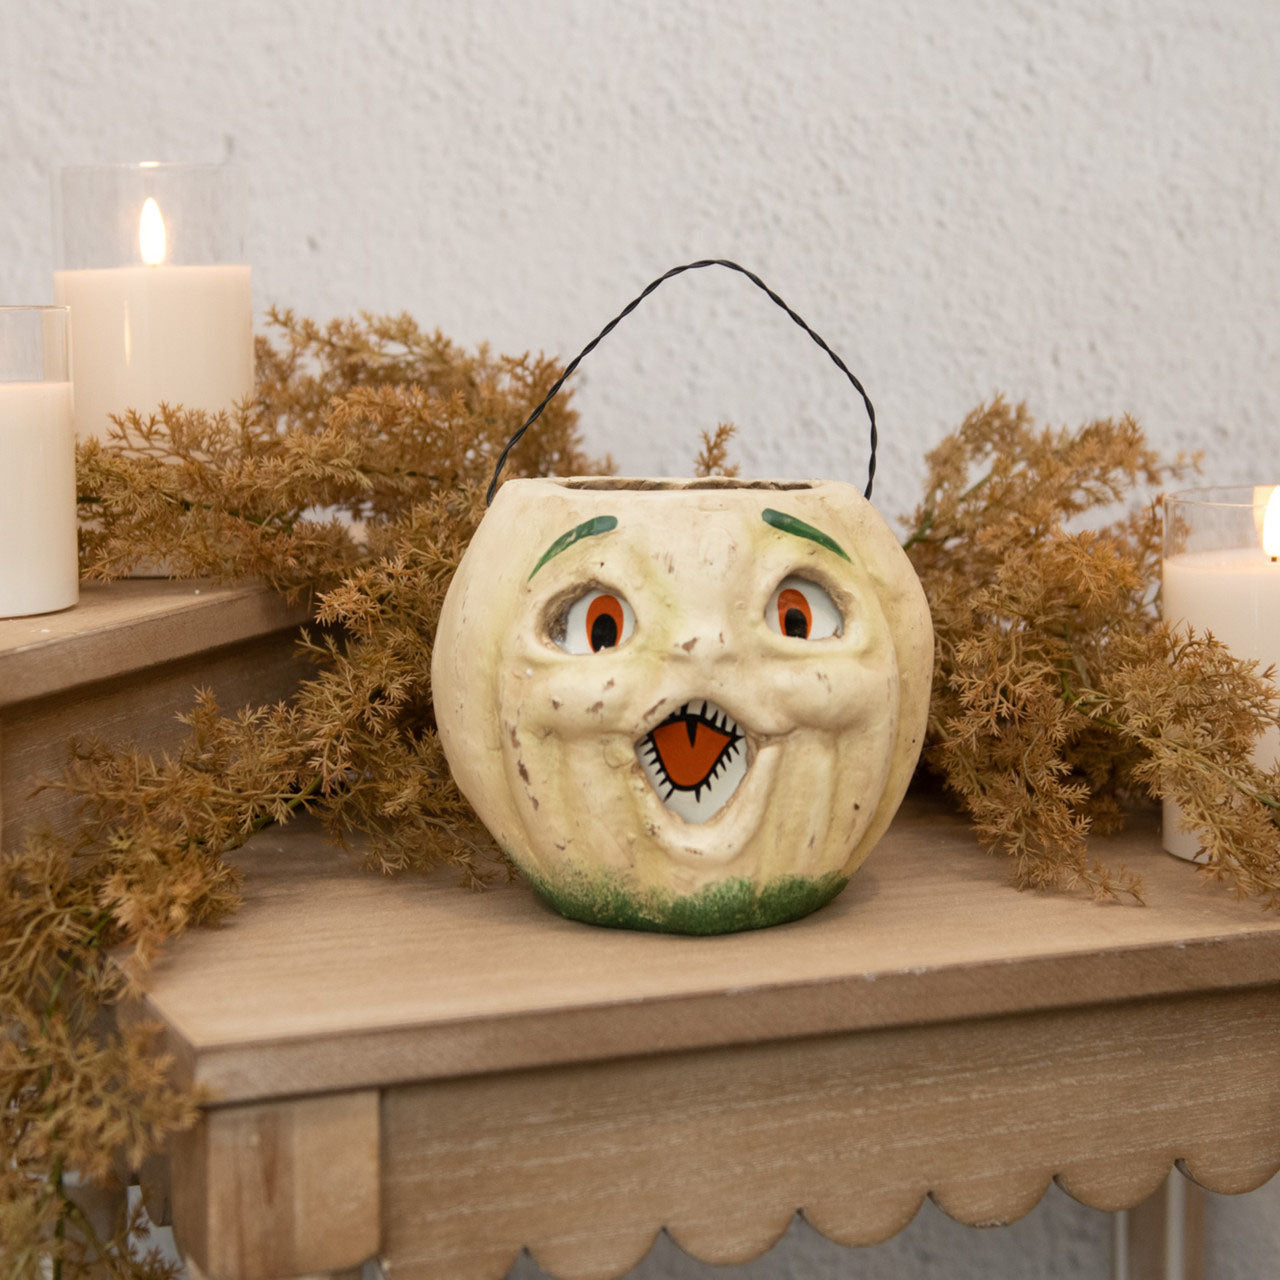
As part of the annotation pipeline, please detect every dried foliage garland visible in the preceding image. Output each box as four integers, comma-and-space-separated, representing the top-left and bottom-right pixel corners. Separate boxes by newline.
3, 315, 1279, 1276
2, 311, 605, 1275
905, 398, 1280, 903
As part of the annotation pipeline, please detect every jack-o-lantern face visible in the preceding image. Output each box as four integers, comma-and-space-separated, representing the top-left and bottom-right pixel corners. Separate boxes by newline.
432, 477, 933, 933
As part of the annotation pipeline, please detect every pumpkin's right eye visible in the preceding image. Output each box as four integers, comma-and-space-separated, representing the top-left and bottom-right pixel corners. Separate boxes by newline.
554, 589, 636, 654
765, 576, 843, 640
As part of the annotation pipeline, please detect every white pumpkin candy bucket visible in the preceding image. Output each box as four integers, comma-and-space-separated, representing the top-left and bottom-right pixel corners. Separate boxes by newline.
433, 262, 933, 933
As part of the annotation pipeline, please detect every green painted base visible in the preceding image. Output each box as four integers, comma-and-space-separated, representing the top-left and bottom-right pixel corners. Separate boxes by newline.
521, 863, 849, 935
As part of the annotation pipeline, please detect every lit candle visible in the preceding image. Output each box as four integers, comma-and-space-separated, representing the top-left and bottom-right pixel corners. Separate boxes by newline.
53, 163, 253, 442
1161, 485, 1280, 858
0, 307, 77, 618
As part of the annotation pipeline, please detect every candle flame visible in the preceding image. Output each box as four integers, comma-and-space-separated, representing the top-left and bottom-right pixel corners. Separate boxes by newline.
139, 197, 166, 266
1264, 487, 1280, 561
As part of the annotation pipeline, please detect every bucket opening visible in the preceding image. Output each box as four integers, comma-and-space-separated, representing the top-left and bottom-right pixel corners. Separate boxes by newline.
555, 478, 815, 493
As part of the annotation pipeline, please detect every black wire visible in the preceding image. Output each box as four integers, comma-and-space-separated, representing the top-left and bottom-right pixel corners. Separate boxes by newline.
485, 259, 878, 505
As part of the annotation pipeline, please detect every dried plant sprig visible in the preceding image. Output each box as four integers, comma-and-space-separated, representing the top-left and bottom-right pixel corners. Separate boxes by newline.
693, 423, 740, 478
77, 309, 605, 593
4, 311, 607, 1277
907, 397, 1280, 903
1071, 631, 1280, 903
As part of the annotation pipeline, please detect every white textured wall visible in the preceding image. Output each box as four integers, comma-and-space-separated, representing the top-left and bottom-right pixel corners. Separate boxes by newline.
5, 1, 1280, 1275
5, 0, 1279, 521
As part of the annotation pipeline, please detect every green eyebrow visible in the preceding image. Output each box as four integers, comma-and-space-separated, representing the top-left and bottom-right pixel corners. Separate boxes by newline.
529, 515, 619, 579
761, 508, 851, 562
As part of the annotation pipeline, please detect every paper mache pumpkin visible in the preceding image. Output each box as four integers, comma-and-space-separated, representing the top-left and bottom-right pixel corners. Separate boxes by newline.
432, 475, 933, 934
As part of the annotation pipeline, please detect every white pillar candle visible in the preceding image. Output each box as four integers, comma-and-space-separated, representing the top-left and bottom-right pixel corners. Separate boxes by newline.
0, 381, 77, 617
54, 165, 253, 443
1161, 486, 1280, 858
53, 262, 253, 441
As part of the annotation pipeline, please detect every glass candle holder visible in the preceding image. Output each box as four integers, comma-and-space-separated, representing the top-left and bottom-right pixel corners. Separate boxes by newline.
1162, 484, 1280, 859
0, 306, 77, 617
53, 162, 253, 441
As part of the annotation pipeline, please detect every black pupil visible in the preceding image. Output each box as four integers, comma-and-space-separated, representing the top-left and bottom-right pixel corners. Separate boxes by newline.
783, 607, 809, 638
590, 612, 619, 651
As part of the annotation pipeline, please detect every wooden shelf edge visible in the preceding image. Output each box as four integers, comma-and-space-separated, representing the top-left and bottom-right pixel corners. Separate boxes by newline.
162, 947, 1280, 1107
0, 580, 311, 707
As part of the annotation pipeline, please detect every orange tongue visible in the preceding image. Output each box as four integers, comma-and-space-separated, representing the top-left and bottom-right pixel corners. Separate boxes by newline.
650, 717, 732, 789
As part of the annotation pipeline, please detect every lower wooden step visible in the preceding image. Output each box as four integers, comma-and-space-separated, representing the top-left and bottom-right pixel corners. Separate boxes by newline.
0, 580, 313, 852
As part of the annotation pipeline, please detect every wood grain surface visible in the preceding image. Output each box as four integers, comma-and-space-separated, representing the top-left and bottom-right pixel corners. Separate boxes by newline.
380, 988, 1280, 1279
0, 581, 313, 853
0, 580, 309, 707
1, 635, 313, 851
171, 1091, 379, 1280
134, 791, 1280, 1105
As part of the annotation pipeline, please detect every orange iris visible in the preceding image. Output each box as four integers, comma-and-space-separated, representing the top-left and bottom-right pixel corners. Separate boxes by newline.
777, 587, 811, 638
586, 593, 625, 650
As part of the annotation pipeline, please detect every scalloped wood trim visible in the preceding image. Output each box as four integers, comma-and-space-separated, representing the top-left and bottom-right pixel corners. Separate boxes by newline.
380, 987, 1280, 1280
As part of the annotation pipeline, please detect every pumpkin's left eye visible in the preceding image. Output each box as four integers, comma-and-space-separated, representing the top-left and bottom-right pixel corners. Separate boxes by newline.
766, 576, 843, 640
556, 589, 636, 654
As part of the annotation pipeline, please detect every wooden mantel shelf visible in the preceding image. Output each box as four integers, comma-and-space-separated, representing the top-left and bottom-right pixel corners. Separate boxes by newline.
0, 581, 312, 853
141, 795, 1280, 1102
0, 579, 308, 707
135, 794, 1280, 1280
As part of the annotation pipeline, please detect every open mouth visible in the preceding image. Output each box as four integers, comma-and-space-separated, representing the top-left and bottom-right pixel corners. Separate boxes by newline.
637, 699, 748, 824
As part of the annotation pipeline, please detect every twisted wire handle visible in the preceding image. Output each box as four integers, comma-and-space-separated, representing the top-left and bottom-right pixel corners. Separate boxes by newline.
485, 258, 877, 504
